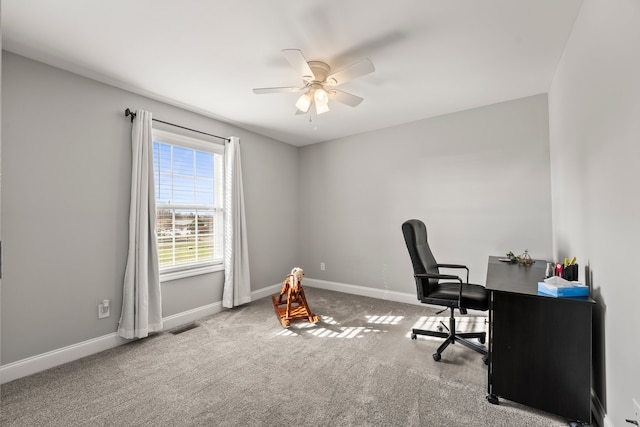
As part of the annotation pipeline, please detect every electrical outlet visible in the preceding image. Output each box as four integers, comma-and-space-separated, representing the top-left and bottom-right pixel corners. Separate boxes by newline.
320, 262, 325, 271
98, 299, 110, 319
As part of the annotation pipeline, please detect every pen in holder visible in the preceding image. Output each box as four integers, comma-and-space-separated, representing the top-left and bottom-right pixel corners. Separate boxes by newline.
562, 263, 579, 281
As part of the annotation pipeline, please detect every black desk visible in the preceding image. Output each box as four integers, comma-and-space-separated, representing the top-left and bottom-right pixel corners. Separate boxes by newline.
485, 256, 594, 424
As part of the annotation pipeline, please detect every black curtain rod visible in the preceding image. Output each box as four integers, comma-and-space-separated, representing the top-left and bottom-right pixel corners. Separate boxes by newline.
124, 108, 230, 142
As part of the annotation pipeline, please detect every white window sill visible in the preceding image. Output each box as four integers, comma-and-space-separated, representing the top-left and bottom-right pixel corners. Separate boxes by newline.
160, 263, 224, 282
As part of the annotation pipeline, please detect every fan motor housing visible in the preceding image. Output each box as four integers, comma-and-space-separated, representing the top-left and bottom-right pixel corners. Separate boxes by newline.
307, 61, 330, 83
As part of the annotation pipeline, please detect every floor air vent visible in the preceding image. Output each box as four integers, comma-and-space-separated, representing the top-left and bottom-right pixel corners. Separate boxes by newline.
170, 323, 199, 335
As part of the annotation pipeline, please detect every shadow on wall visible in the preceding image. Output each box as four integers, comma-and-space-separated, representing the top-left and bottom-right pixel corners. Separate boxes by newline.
586, 263, 607, 426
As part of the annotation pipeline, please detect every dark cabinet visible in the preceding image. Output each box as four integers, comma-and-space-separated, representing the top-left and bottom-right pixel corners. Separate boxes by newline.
485, 257, 593, 424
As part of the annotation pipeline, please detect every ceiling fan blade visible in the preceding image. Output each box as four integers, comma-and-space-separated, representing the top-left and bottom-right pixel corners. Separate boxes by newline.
282, 49, 315, 82
252, 86, 305, 94
328, 89, 363, 107
325, 58, 375, 86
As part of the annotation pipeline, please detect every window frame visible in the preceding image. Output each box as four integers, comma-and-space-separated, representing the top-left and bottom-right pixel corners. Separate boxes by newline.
152, 128, 225, 282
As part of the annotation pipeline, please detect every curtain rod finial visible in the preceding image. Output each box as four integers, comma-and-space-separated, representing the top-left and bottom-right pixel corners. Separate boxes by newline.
125, 108, 136, 122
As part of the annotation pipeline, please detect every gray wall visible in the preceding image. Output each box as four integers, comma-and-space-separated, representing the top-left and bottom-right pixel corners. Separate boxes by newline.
1, 51, 299, 364
4, 5, 636, 420
0, 18, 3, 371
299, 94, 553, 293
548, 1, 640, 425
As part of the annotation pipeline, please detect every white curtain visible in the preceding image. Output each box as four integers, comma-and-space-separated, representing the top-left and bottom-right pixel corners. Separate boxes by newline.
118, 109, 163, 339
222, 137, 252, 308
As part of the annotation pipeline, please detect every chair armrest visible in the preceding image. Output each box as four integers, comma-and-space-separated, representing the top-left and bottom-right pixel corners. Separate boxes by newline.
414, 273, 462, 283
436, 263, 467, 269
436, 263, 469, 284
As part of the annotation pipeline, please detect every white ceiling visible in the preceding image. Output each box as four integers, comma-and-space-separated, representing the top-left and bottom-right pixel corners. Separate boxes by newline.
2, 0, 583, 146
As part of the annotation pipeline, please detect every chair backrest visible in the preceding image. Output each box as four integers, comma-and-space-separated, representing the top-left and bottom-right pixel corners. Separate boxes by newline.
402, 219, 440, 291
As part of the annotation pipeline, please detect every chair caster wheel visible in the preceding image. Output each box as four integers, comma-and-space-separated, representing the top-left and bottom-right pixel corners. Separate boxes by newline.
478, 336, 486, 344
486, 394, 499, 405
437, 326, 444, 332
411, 333, 417, 340
482, 355, 489, 365
432, 353, 441, 361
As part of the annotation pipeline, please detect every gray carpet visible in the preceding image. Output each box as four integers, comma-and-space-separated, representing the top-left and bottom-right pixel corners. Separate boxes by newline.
1, 288, 567, 426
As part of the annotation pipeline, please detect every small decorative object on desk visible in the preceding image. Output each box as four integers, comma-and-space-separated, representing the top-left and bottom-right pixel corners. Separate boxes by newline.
545, 262, 555, 278
517, 249, 534, 266
505, 251, 518, 263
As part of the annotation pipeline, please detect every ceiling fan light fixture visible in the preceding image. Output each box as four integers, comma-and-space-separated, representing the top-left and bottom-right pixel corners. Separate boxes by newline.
295, 92, 312, 113
313, 86, 330, 114
314, 87, 329, 106
315, 100, 330, 115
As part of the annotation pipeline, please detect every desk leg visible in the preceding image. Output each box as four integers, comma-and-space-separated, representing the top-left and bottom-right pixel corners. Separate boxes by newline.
486, 291, 499, 405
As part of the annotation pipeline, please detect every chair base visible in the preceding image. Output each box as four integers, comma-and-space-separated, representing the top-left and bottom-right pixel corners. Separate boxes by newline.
411, 307, 487, 362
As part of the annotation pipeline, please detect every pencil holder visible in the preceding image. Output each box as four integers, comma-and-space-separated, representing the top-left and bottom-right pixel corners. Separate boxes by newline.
561, 264, 579, 281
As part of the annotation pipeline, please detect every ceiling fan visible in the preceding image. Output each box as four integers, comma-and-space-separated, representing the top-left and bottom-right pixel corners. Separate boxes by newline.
253, 49, 375, 115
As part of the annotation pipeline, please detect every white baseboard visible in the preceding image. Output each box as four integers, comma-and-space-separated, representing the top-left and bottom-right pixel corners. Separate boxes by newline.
162, 301, 223, 330
304, 278, 423, 306
303, 278, 487, 317
0, 333, 130, 385
250, 282, 282, 301
0, 290, 269, 385
0, 280, 479, 384
250, 279, 419, 307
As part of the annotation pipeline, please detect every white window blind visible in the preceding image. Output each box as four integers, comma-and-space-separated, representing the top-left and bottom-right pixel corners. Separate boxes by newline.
152, 129, 224, 278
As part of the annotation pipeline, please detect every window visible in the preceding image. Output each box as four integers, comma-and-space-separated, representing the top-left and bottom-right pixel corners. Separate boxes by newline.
152, 129, 224, 280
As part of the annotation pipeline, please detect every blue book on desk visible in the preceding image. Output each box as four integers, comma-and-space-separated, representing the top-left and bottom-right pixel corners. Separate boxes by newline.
538, 277, 588, 298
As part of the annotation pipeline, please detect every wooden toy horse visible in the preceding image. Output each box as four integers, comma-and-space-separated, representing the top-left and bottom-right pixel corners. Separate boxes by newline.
272, 267, 319, 327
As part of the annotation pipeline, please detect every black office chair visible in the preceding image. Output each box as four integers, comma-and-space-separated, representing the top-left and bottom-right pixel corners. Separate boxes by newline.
402, 219, 489, 362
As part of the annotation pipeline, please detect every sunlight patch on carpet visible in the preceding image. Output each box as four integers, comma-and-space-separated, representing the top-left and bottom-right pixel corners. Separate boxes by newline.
274, 313, 390, 338
366, 315, 404, 325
